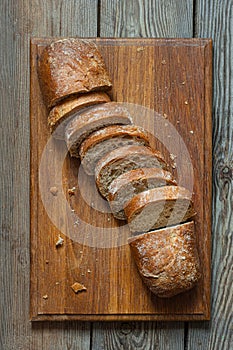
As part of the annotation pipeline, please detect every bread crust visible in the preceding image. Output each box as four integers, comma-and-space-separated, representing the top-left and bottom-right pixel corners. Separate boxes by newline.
65, 102, 133, 157
80, 125, 150, 160
48, 92, 111, 139
108, 168, 177, 220
128, 221, 201, 297
38, 38, 112, 108
124, 186, 196, 232
95, 145, 168, 198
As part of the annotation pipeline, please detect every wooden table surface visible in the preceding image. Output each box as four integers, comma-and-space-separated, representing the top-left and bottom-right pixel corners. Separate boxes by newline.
0, 1, 232, 349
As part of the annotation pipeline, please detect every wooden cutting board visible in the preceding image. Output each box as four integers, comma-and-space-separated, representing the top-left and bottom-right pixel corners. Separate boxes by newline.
30, 38, 212, 321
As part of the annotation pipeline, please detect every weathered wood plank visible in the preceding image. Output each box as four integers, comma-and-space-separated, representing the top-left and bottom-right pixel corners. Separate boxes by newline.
100, 0, 193, 37
92, 0, 194, 348
92, 322, 184, 350
187, 1, 233, 349
0, 0, 97, 349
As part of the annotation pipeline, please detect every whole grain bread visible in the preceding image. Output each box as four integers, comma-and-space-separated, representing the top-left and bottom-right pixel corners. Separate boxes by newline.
65, 102, 133, 157
38, 38, 112, 108
48, 92, 111, 139
124, 186, 195, 233
79, 125, 151, 175
108, 168, 177, 220
128, 221, 201, 298
95, 145, 168, 198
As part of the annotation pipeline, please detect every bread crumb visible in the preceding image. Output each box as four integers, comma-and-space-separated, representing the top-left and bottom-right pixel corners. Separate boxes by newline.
137, 47, 144, 52
71, 209, 75, 212
176, 120, 180, 124
80, 250, 83, 254
190, 130, 194, 134
45, 260, 49, 264
71, 282, 87, 294
171, 162, 177, 169
81, 273, 85, 276
50, 186, 58, 196
42, 295, 48, 300
56, 235, 64, 248
161, 60, 166, 65
55, 282, 60, 285
74, 219, 79, 226
163, 113, 168, 119
107, 217, 111, 222
87, 269, 91, 273
184, 100, 189, 105
170, 153, 177, 161
68, 187, 76, 196
164, 123, 168, 127
181, 81, 186, 85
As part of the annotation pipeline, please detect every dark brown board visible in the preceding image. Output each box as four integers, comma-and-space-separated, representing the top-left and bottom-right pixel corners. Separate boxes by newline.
30, 38, 212, 321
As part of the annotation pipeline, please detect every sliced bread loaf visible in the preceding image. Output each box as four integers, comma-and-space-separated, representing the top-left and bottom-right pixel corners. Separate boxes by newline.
48, 92, 111, 139
124, 186, 195, 233
65, 102, 133, 157
108, 168, 177, 220
95, 145, 168, 198
38, 38, 112, 108
79, 125, 151, 175
128, 221, 201, 298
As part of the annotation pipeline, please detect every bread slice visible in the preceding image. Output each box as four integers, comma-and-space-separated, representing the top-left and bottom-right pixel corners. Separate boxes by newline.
38, 38, 112, 108
125, 186, 195, 233
79, 125, 151, 175
65, 102, 133, 157
128, 221, 201, 298
47, 92, 111, 139
108, 168, 177, 220
95, 145, 168, 198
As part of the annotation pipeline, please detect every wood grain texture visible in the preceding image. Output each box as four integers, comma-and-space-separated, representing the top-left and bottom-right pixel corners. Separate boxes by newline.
92, 321, 184, 350
187, 1, 233, 349
0, 0, 97, 349
100, 0, 193, 37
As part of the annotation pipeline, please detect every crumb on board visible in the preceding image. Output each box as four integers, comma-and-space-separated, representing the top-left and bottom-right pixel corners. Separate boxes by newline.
87, 269, 91, 273
74, 219, 79, 226
80, 250, 83, 254
161, 59, 166, 65
45, 260, 49, 264
184, 100, 189, 105
170, 153, 177, 161
50, 186, 58, 196
163, 113, 168, 119
190, 130, 194, 134
171, 162, 177, 169
68, 187, 76, 196
137, 47, 144, 52
55, 282, 60, 285
42, 295, 48, 300
181, 81, 186, 85
176, 120, 180, 124
56, 235, 64, 248
71, 282, 87, 294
